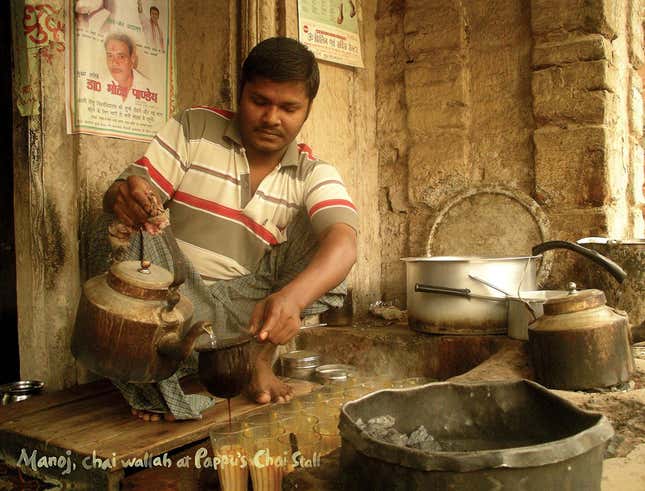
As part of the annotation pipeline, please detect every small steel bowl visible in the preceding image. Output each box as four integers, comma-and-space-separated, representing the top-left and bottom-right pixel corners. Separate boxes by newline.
0, 380, 45, 405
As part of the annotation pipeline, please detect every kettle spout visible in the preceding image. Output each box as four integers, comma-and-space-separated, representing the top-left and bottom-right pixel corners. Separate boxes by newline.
157, 320, 212, 361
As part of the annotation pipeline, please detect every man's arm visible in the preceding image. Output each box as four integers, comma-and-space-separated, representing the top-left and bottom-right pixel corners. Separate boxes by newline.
248, 222, 357, 345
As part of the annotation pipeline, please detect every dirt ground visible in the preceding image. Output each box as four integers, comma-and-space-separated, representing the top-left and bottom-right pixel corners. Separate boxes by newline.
552, 360, 645, 490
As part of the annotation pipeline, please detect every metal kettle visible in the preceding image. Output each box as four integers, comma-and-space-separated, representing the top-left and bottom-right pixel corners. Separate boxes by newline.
529, 282, 634, 390
72, 227, 211, 383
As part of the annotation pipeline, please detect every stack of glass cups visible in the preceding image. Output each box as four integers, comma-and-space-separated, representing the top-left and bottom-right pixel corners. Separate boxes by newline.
316, 412, 341, 456
209, 421, 251, 491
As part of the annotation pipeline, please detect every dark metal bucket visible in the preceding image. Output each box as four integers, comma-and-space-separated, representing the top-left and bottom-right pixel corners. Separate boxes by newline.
339, 380, 613, 490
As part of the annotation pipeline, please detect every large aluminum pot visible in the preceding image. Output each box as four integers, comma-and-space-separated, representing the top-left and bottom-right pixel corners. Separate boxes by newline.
402, 256, 539, 335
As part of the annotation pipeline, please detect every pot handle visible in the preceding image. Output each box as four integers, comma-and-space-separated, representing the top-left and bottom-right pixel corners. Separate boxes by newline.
531, 240, 627, 283
415, 284, 472, 298
414, 284, 507, 302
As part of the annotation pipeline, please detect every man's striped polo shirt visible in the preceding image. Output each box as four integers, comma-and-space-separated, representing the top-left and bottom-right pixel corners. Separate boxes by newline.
118, 106, 359, 283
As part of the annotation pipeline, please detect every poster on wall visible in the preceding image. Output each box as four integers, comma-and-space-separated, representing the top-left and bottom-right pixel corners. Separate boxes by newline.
297, 0, 363, 68
65, 0, 173, 141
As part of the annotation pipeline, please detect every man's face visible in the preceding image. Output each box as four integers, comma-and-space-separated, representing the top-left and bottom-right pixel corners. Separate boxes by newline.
150, 8, 159, 23
238, 77, 311, 158
106, 39, 134, 86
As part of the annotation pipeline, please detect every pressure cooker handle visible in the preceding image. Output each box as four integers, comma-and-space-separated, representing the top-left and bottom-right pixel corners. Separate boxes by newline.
532, 240, 627, 283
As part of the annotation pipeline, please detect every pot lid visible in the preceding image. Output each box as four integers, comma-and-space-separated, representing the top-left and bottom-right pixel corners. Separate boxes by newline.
425, 186, 553, 285
543, 283, 606, 315
110, 260, 173, 291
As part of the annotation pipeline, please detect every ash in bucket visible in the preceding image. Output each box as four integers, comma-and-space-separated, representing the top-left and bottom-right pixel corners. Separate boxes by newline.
357, 416, 442, 451
357, 414, 542, 452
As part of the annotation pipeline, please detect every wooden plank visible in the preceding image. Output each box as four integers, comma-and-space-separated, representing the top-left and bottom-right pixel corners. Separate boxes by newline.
0, 379, 114, 424
0, 391, 127, 436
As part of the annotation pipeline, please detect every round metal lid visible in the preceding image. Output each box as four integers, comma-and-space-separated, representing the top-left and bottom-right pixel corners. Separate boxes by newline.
110, 260, 173, 290
280, 350, 321, 368
320, 369, 348, 382
543, 287, 606, 315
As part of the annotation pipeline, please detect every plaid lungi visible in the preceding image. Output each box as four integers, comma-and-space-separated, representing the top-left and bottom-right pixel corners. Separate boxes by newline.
88, 209, 346, 419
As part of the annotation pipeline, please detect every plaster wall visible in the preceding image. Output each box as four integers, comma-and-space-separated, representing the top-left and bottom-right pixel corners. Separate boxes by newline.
298, 4, 381, 314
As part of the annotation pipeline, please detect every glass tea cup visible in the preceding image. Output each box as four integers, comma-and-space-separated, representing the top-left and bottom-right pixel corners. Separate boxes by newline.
240, 409, 285, 438
277, 431, 323, 475
243, 424, 289, 491
209, 421, 250, 491
316, 414, 341, 456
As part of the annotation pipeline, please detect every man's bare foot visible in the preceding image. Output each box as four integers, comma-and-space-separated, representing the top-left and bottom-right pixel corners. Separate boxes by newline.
337, 2, 344, 24
130, 408, 176, 422
349, 0, 356, 17
246, 359, 294, 404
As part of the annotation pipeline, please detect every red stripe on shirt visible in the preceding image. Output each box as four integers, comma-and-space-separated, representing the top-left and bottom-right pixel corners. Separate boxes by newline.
297, 143, 316, 160
136, 157, 175, 197
174, 191, 278, 245
193, 106, 234, 119
309, 199, 357, 217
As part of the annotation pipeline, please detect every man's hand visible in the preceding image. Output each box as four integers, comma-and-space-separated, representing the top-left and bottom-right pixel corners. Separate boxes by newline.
104, 175, 165, 234
248, 291, 303, 345
247, 222, 356, 346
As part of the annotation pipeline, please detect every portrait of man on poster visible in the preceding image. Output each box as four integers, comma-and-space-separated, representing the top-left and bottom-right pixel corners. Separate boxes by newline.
138, 0, 165, 52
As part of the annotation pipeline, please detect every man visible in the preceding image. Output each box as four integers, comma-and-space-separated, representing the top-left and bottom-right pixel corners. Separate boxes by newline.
138, 1, 165, 52
103, 37, 358, 421
104, 33, 151, 103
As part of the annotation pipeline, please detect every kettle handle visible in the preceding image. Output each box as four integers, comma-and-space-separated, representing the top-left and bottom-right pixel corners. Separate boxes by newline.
160, 226, 186, 310
531, 240, 627, 283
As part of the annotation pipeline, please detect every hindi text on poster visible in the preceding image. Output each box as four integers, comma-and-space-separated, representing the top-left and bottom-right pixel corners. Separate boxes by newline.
298, 0, 363, 68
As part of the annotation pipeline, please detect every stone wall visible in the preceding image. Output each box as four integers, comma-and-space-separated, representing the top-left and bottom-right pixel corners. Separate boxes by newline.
531, 0, 644, 284
377, 0, 645, 303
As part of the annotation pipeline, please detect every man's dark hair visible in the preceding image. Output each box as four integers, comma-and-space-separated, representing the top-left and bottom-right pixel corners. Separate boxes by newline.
150, 6, 159, 15
104, 32, 135, 56
240, 37, 320, 101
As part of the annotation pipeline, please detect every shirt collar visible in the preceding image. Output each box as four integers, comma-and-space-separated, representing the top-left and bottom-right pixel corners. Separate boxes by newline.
224, 115, 300, 168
